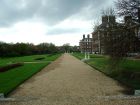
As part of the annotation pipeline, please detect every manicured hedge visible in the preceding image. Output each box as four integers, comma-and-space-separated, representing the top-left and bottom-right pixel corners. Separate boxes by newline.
0, 63, 23, 72
34, 57, 45, 60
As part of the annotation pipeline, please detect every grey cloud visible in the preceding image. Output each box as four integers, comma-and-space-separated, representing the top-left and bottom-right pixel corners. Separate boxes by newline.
0, 0, 114, 27
36, 0, 91, 25
0, 0, 41, 27
37, 0, 113, 25
47, 27, 82, 35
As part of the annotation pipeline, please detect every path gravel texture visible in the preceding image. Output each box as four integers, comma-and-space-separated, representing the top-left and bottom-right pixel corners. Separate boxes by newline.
1, 53, 140, 105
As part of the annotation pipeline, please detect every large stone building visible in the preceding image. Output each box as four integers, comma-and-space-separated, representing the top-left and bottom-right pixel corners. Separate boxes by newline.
92, 15, 118, 54
79, 15, 140, 54
79, 34, 93, 53
123, 16, 140, 53
92, 15, 140, 54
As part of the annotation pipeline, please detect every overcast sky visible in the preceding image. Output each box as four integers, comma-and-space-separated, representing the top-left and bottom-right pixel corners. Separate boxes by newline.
0, 0, 115, 46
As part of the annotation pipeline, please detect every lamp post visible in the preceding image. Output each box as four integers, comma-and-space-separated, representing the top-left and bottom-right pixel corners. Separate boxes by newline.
88, 52, 90, 59
85, 52, 87, 59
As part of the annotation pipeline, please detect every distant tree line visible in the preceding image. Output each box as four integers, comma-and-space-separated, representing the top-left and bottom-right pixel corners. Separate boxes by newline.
0, 42, 80, 57
0, 42, 58, 57
60, 43, 80, 53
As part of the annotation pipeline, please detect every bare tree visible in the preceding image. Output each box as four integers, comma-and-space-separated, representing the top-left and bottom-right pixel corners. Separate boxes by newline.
101, 7, 115, 16
99, 7, 139, 71
115, 0, 140, 23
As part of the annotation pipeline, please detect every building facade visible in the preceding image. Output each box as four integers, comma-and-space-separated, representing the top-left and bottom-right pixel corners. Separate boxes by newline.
92, 15, 140, 54
79, 34, 93, 53
124, 16, 140, 53
92, 16, 118, 54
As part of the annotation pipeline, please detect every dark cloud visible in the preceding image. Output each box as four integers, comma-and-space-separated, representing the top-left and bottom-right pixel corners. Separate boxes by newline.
0, 0, 41, 27
0, 0, 114, 27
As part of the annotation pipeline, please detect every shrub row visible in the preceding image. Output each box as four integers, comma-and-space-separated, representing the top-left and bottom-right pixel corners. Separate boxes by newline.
0, 63, 24, 72
34, 57, 45, 60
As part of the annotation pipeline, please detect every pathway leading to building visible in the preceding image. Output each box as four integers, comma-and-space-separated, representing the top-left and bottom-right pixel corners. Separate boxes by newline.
1, 53, 140, 105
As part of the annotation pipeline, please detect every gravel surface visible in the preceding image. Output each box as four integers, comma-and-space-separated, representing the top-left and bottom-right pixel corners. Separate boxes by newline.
1, 53, 140, 105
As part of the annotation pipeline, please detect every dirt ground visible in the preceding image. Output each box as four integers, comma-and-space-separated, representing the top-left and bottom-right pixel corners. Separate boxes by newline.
1, 53, 140, 105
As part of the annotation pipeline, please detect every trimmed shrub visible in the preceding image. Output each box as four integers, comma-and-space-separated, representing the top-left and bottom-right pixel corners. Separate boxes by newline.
34, 57, 45, 60
0, 63, 23, 72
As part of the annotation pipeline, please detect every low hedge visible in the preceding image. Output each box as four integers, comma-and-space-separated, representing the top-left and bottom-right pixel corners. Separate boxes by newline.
0, 63, 23, 72
34, 57, 45, 60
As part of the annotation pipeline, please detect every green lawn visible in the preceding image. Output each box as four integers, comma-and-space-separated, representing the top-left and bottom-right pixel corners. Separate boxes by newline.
0, 53, 61, 96
72, 53, 140, 89
72, 53, 85, 60
0, 54, 60, 67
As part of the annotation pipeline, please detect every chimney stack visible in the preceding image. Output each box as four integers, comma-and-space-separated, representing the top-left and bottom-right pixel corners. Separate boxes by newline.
83, 34, 85, 39
87, 34, 90, 38
102, 16, 108, 24
124, 16, 132, 23
108, 16, 115, 23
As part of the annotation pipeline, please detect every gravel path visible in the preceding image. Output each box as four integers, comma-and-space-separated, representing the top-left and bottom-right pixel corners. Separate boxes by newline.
1, 53, 140, 105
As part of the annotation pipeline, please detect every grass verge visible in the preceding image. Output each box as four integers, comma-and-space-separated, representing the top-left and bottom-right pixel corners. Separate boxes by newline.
72, 53, 140, 90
